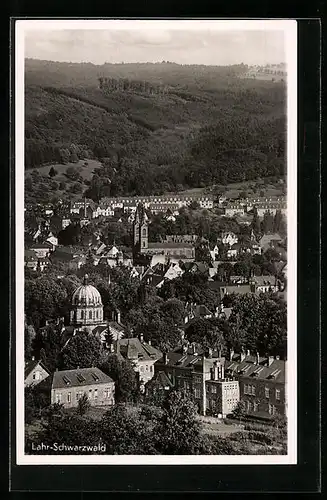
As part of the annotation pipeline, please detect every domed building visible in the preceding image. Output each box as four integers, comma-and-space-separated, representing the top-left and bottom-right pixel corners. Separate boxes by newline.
70, 275, 104, 328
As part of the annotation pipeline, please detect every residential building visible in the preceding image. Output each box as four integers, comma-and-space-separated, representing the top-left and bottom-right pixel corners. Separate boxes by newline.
152, 345, 239, 417
250, 275, 278, 293
259, 234, 283, 252
51, 367, 115, 408
114, 336, 162, 384
225, 353, 286, 418
25, 359, 50, 387
219, 232, 239, 247
225, 205, 245, 217
30, 242, 52, 259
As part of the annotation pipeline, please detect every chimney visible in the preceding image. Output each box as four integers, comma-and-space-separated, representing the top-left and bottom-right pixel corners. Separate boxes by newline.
116, 310, 121, 324
163, 352, 168, 365
213, 361, 219, 380
247, 349, 250, 356
230, 349, 234, 361
182, 343, 188, 354
255, 352, 260, 365
276, 355, 280, 360
32, 356, 35, 361
191, 342, 197, 355
140, 333, 144, 343
220, 362, 225, 380
268, 355, 274, 367
110, 343, 114, 353
148, 340, 151, 346
240, 349, 246, 362
207, 347, 213, 358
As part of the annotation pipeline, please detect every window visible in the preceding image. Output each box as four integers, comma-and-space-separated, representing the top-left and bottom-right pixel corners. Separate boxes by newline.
247, 400, 252, 412
140, 366, 144, 372
89, 310, 92, 319
265, 387, 270, 399
94, 389, 98, 399
194, 388, 201, 399
76, 392, 80, 401
81, 310, 84, 320
251, 385, 256, 396
268, 403, 273, 415
150, 365, 153, 372
243, 384, 248, 395
253, 401, 259, 412
67, 392, 71, 403
89, 389, 93, 398
56, 393, 62, 403
276, 389, 281, 400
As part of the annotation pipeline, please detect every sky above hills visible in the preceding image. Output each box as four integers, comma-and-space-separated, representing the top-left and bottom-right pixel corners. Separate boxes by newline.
24, 27, 285, 66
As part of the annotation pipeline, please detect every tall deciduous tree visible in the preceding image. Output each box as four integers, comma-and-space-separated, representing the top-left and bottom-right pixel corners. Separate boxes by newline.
60, 331, 102, 370
155, 390, 203, 454
99, 354, 138, 403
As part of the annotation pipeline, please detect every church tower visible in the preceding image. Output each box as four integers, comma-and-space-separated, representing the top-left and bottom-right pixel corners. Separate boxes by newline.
133, 203, 148, 253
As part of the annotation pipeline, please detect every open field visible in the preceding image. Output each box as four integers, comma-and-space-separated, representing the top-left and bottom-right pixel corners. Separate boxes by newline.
28, 158, 102, 180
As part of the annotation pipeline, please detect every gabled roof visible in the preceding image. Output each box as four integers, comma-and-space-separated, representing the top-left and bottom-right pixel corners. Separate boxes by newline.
116, 338, 162, 362
25, 249, 38, 261
252, 275, 276, 287
225, 357, 285, 383
149, 370, 174, 389
220, 285, 252, 295
52, 367, 114, 389
25, 359, 49, 379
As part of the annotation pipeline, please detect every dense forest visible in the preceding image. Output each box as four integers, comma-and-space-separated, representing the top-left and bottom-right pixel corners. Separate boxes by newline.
25, 59, 286, 198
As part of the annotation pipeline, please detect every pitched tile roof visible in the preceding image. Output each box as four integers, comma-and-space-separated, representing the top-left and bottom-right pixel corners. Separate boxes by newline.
52, 367, 114, 389
149, 370, 174, 389
25, 359, 49, 379
225, 357, 285, 383
116, 338, 162, 362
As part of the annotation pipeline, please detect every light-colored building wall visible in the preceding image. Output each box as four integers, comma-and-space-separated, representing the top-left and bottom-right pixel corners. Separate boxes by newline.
51, 382, 115, 408
25, 364, 49, 387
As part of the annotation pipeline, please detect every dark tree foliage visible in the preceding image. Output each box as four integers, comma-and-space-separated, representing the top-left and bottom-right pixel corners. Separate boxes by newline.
99, 354, 139, 403
60, 331, 103, 370
227, 294, 287, 356
25, 60, 285, 202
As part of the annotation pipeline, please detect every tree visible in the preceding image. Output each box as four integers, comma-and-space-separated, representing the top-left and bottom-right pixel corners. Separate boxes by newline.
32, 324, 63, 373
49, 166, 57, 178
99, 354, 138, 403
261, 212, 274, 234
227, 294, 287, 356
29, 412, 100, 454
251, 207, 261, 236
77, 392, 91, 416
232, 400, 246, 424
60, 331, 102, 370
99, 404, 158, 454
155, 390, 203, 454
25, 277, 68, 330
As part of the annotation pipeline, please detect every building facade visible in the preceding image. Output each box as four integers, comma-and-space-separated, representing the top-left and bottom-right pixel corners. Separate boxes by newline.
51, 367, 115, 408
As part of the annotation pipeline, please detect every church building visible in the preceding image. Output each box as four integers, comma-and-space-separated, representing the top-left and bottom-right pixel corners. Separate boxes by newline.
67, 275, 125, 346
133, 203, 195, 260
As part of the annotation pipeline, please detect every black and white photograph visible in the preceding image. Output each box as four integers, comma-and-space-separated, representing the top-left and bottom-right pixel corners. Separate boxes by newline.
15, 19, 297, 465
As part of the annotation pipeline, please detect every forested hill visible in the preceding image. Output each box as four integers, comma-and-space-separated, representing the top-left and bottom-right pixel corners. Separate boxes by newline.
25, 59, 286, 197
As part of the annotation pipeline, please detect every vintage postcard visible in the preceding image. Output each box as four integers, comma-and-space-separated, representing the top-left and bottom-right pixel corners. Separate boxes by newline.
15, 19, 297, 465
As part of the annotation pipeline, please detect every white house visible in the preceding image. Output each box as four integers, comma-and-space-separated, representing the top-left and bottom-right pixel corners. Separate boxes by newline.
220, 232, 238, 247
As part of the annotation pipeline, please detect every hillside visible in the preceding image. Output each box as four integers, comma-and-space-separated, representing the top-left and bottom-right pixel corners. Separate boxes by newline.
24, 59, 286, 201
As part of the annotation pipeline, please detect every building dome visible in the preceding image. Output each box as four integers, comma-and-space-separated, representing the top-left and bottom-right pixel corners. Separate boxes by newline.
72, 275, 103, 307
